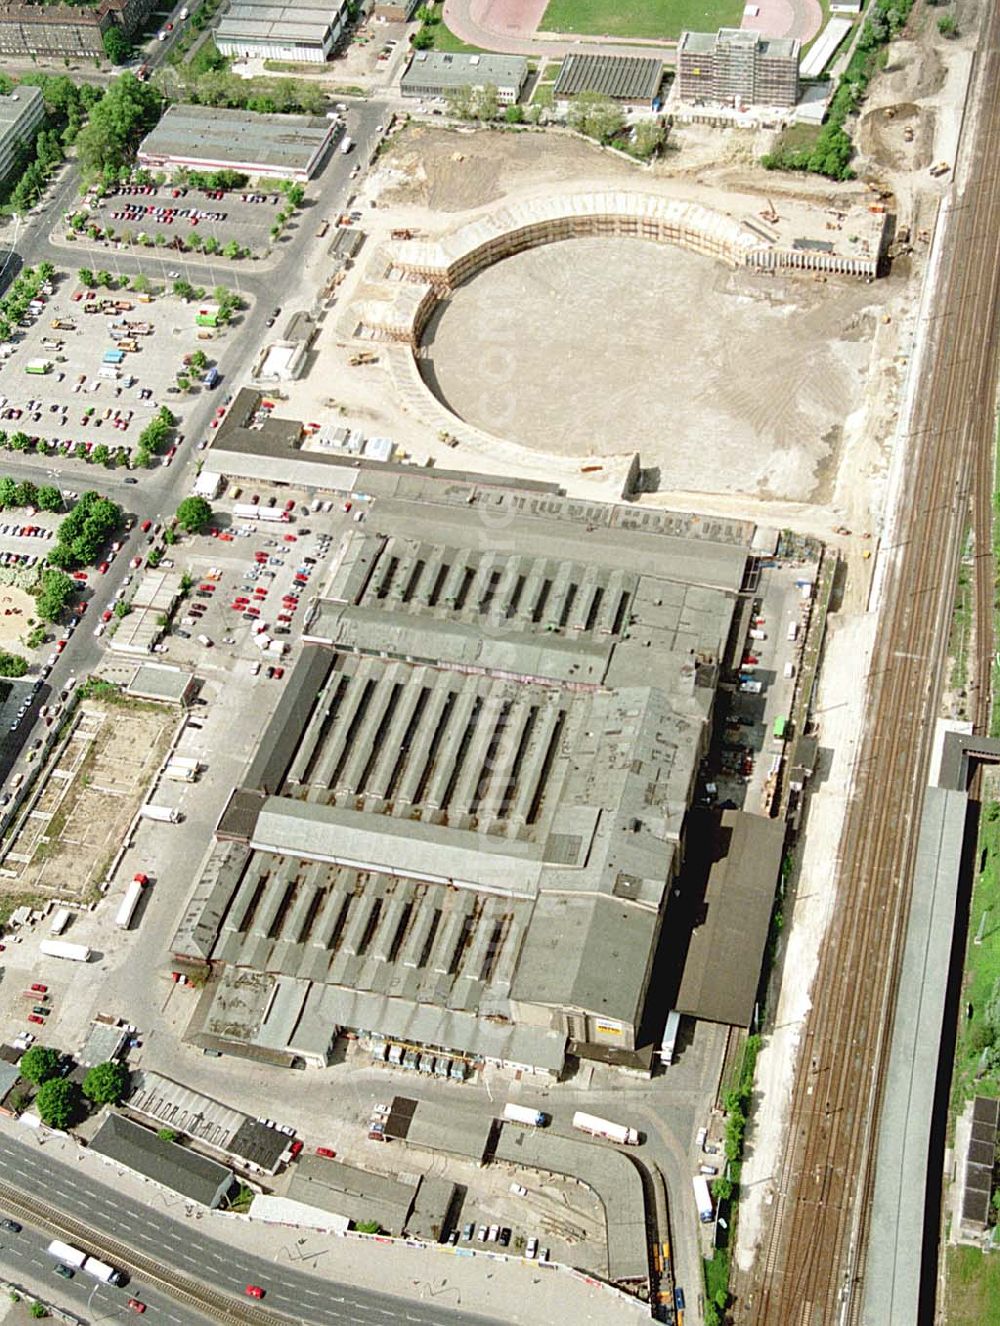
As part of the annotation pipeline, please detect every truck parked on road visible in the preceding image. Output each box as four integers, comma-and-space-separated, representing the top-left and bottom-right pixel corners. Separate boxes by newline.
693, 1175, 714, 1223
140, 804, 181, 824
163, 762, 196, 782
502, 1103, 548, 1128
39, 940, 91, 962
115, 875, 146, 929
571, 1111, 640, 1146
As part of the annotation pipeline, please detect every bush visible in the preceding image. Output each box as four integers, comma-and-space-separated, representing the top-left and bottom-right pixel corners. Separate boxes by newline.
175, 496, 213, 532
0, 651, 28, 677
35, 568, 75, 622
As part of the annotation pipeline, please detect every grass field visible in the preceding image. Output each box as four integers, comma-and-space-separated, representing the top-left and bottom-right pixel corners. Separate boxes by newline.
950, 790, 1000, 1116
947, 1246, 1000, 1326
539, 0, 744, 40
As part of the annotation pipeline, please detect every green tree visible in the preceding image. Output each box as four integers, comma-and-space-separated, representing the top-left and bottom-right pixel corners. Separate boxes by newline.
18, 1045, 61, 1084
157, 1127, 177, 1142
77, 268, 95, 289
173, 279, 195, 301
505, 104, 525, 124
0, 477, 16, 508
102, 25, 132, 65
30, 1303, 48, 1319
92, 443, 111, 467
35, 485, 63, 512
113, 599, 130, 618
567, 93, 624, 144
189, 349, 208, 371
82, 1060, 130, 1105
35, 1078, 80, 1129
175, 496, 212, 532
938, 12, 958, 35
411, 26, 434, 49
0, 651, 29, 677
35, 568, 76, 622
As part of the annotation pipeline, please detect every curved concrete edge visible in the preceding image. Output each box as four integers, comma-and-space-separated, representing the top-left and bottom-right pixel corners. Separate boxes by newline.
860, 781, 966, 1324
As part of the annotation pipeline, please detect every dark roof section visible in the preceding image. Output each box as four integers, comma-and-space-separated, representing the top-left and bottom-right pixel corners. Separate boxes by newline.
228, 1118, 290, 1172
675, 810, 784, 1026
90, 1114, 232, 1207
963, 1096, 999, 1229
554, 53, 664, 102
243, 647, 334, 794
289, 1156, 421, 1235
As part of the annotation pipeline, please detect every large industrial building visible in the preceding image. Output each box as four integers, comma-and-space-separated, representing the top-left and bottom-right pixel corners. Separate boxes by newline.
676, 28, 800, 108
137, 105, 340, 182
553, 53, 664, 108
401, 51, 529, 106
173, 469, 783, 1079
0, 87, 43, 188
215, 0, 349, 64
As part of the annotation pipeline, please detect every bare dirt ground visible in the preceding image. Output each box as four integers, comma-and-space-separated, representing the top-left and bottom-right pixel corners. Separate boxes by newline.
0, 588, 38, 651
421, 235, 877, 503
0, 701, 177, 905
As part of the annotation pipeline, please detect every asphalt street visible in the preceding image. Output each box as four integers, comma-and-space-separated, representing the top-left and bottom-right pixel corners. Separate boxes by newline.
0, 1134, 501, 1326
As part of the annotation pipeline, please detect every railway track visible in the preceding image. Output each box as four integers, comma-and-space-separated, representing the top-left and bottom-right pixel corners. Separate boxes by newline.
744, 8, 1000, 1323
0, 1178, 296, 1326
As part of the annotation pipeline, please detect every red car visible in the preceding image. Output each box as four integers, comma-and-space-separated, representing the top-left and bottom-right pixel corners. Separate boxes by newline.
245, 1286, 264, 1300
30, 983, 47, 993
315, 1147, 336, 1159
127, 1300, 146, 1315
99, 561, 110, 574
198, 583, 215, 593
55, 639, 66, 653
141, 519, 152, 533
71, 570, 87, 582
289, 1139, 304, 1157
274, 667, 284, 680
101, 609, 113, 622
27, 1015, 44, 1026
283, 499, 295, 512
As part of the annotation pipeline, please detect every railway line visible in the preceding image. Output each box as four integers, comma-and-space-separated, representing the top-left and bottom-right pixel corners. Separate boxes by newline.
743, 7, 1000, 1323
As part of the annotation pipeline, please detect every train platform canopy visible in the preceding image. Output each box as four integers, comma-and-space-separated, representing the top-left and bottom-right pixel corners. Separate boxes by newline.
675, 810, 784, 1026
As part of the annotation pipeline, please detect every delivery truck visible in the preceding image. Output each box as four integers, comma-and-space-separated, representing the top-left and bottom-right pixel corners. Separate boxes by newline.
502, 1103, 548, 1127
163, 763, 196, 782
140, 804, 181, 824
39, 940, 91, 962
659, 1009, 681, 1065
571, 1111, 640, 1146
47, 1240, 87, 1269
49, 907, 71, 936
693, 1174, 714, 1223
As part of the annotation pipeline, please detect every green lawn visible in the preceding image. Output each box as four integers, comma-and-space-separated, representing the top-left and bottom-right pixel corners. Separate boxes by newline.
951, 794, 1000, 1115
425, 18, 485, 53
539, 0, 744, 40
948, 1246, 1000, 1326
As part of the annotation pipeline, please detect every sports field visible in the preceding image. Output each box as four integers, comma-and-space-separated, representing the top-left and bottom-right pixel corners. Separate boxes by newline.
539, 0, 745, 39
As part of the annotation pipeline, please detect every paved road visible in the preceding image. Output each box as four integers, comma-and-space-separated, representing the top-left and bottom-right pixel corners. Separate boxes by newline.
0, 1209, 211, 1325
0, 1134, 501, 1326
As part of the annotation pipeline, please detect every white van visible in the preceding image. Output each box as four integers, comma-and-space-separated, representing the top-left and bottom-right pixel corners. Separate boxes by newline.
197, 634, 213, 648
99, 366, 119, 380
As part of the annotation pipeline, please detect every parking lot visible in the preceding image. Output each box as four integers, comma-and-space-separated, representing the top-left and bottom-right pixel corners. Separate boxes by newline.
70, 183, 296, 261
0, 273, 234, 469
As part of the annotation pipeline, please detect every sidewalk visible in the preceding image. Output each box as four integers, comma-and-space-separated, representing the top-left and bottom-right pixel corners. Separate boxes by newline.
3, 1116, 643, 1326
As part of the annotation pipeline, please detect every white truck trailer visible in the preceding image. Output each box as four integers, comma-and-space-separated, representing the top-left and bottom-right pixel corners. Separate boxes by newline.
47, 1240, 87, 1269
571, 1111, 640, 1146
502, 1103, 548, 1127
115, 877, 145, 929
140, 804, 181, 823
48, 907, 71, 936
659, 1010, 681, 1066
39, 940, 91, 962
693, 1174, 714, 1223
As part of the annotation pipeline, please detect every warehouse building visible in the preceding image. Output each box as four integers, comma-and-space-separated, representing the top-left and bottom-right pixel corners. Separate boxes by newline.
216, 0, 349, 63
138, 105, 339, 182
677, 28, 800, 108
173, 476, 762, 1078
401, 51, 529, 105
0, 86, 43, 188
553, 53, 664, 109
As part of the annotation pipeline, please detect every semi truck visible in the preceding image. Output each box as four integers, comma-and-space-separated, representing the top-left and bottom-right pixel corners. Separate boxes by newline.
115, 876, 145, 929
571, 1111, 640, 1146
140, 804, 181, 824
693, 1175, 714, 1223
659, 1010, 681, 1066
46, 1242, 125, 1285
170, 756, 201, 772
232, 503, 289, 523
502, 1103, 548, 1128
83, 1254, 125, 1285
47, 1240, 87, 1270
39, 940, 91, 962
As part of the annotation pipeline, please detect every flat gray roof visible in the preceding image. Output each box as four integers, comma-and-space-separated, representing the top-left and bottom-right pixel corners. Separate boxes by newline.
126, 663, 194, 705
218, 0, 342, 43
0, 86, 42, 132
90, 1114, 231, 1207
675, 811, 784, 1026
402, 50, 528, 92
138, 105, 334, 174
554, 53, 663, 101
495, 1124, 648, 1281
